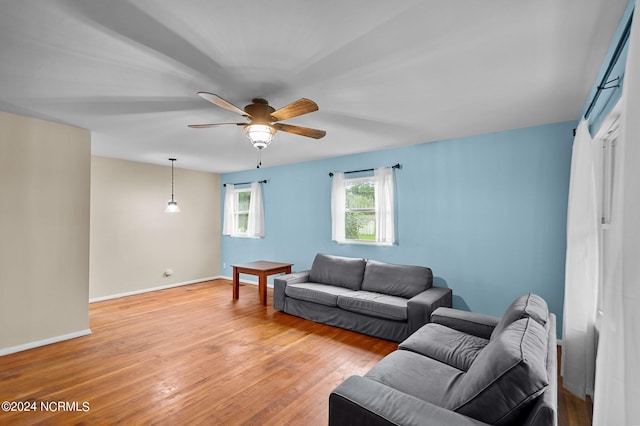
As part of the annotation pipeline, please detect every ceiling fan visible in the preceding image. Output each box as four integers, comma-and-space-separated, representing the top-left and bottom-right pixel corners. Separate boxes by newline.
188, 92, 326, 150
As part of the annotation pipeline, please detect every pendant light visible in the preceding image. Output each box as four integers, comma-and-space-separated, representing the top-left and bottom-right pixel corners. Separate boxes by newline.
165, 158, 181, 213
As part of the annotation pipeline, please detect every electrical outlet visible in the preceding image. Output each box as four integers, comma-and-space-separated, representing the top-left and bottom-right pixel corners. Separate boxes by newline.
223, 262, 227, 269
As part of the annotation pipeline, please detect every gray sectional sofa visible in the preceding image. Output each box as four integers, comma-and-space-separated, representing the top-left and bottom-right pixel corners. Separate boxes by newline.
273, 253, 452, 342
329, 293, 557, 426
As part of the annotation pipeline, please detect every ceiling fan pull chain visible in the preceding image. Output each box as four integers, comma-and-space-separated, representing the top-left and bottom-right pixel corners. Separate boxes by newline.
257, 149, 262, 168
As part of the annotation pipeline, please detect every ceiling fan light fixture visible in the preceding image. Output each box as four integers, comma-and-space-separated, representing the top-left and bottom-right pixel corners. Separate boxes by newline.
245, 124, 276, 149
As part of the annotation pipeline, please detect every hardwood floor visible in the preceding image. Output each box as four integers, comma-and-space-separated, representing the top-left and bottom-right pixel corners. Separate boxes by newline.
0, 279, 592, 425
557, 347, 594, 426
0, 280, 396, 425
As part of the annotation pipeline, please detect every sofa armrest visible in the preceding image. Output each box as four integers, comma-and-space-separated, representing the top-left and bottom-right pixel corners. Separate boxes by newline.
431, 307, 500, 340
524, 313, 558, 426
329, 375, 490, 426
406, 286, 452, 336
273, 270, 310, 310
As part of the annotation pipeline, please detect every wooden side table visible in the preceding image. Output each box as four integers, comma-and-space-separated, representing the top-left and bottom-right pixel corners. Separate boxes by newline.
231, 260, 293, 305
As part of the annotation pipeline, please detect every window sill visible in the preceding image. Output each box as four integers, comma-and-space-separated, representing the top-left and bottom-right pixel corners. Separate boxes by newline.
334, 240, 394, 247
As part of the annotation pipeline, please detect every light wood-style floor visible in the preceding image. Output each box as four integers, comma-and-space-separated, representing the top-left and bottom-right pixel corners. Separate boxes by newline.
557, 346, 594, 426
0, 279, 592, 425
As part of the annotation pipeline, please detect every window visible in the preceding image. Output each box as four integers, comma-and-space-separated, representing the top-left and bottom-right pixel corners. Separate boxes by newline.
595, 113, 621, 316
223, 182, 264, 238
331, 167, 394, 245
600, 117, 619, 226
345, 177, 376, 241
234, 189, 251, 235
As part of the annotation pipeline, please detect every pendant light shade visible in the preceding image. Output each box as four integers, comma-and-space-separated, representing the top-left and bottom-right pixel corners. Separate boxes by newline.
165, 199, 180, 213
165, 158, 181, 213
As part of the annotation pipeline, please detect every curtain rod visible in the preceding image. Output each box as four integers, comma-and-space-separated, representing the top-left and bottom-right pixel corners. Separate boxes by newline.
328, 163, 401, 177
584, 9, 634, 119
223, 179, 267, 187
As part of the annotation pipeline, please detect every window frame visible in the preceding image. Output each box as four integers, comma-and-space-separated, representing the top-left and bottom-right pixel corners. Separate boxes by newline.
343, 175, 378, 244
232, 188, 252, 237
331, 167, 395, 246
600, 117, 619, 227
223, 181, 265, 239
594, 108, 622, 319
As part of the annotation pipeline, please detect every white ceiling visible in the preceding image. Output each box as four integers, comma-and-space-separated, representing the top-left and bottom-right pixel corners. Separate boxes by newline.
0, 0, 628, 173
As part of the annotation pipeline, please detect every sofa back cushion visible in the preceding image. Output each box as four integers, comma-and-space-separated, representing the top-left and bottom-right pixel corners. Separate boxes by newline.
491, 293, 549, 340
448, 318, 549, 425
308, 253, 366, 290
361, 260, 432, 299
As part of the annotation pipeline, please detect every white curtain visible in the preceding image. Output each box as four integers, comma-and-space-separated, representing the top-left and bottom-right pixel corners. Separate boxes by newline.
562, 118, 599, 398
593, 4, 640, 424
374, 167, 395, 245
222, 183, 235, 235
331, 172, 346, 242
246, 181, 264, 238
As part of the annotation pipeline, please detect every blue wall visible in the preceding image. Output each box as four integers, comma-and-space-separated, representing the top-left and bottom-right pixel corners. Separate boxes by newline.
221, 121, 574, 337
581, 0, 635, 133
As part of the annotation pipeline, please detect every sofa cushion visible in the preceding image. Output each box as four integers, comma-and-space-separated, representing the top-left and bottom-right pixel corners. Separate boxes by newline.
448, 318, 549, 425
308, 253, 366, 291
399, 323, 488, 371
284, 283, 356, 307
361, 260, 433, 298
491, 293, 549, 340
337, 291, 408, 321
364, 350, 464, 408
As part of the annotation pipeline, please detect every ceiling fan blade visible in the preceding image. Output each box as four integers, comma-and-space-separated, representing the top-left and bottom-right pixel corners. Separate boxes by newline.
274, 123, 326, 139
270, 98, 319, 121
197, 92, 250, 117
188, 122, 245, 128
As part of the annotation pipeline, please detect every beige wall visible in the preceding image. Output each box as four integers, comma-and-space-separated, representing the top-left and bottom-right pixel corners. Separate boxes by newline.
0, 112, 91, 353
90, 156, 220, 299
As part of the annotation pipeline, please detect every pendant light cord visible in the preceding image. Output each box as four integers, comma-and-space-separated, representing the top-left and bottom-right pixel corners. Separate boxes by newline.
169, 158, 176, 201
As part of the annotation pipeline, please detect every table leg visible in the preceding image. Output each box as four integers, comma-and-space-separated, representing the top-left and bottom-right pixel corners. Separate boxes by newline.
233, 267, 240, 300
259, 272, 267, 305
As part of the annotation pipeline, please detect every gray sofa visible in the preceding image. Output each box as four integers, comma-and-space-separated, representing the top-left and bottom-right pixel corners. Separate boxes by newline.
329, 293, 557, 426
273, 253, 452, 342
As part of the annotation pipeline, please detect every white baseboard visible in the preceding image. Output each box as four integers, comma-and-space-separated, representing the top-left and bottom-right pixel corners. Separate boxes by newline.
0, 328, 92, 357
89, 276, 220, 303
